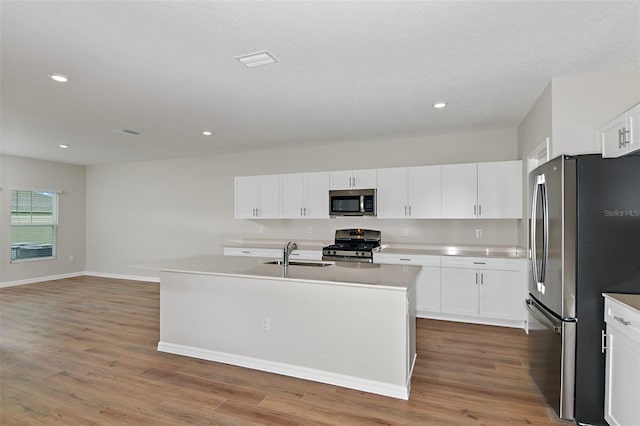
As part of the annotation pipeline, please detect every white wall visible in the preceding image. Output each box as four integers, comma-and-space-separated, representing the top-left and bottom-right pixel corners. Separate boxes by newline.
0, 155, 86, 285
551, 68, 640, 157
86, 128, 520, 278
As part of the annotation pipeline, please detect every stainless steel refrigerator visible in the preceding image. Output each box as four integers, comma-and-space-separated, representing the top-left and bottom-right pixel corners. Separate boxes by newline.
527, 154, 640, 425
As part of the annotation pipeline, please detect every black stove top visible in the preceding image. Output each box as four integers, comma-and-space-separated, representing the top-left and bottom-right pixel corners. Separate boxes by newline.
322, 229, 381, 262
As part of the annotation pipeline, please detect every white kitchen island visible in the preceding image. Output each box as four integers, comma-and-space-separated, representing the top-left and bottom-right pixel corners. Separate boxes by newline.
152, 255, 419, 399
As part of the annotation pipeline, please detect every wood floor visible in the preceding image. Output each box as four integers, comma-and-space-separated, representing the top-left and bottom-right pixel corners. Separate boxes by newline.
1, 276, 566, 425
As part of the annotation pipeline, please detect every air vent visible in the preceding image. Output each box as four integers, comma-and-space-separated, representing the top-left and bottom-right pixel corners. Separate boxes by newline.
115, 129, 141, 135
235, 51, 278, 68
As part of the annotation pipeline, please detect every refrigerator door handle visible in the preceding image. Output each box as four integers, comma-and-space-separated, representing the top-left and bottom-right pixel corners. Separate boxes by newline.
531, 174, 549, 293
527, 299, 562, 334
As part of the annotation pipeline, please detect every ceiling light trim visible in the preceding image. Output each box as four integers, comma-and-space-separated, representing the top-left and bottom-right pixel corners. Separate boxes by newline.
235, 51, 278, 68
49, 73, 69, 83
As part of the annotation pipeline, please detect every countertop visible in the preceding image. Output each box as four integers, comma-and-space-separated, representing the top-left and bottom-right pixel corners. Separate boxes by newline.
603, 293, 640, 314
223, 239, 526, 259
142, 254, 420, 290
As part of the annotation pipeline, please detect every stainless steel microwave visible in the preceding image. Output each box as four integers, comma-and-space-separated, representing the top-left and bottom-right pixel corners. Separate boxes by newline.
329, 189, 376, 217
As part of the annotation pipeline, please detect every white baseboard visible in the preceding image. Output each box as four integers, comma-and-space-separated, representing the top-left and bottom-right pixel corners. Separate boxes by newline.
0, 272, 85, 288
84, 271, 160, 283
417, 311, 526, 330
157, 341, 410, 400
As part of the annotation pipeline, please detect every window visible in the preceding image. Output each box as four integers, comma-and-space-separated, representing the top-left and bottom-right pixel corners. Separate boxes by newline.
10, 190, 59, 262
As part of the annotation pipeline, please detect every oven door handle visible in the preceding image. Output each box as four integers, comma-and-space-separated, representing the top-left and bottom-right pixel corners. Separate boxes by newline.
527, 299, 563, 334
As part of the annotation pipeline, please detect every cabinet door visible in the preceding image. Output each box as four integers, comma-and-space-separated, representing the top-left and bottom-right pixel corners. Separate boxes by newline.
376, 167, 408, 218
441, 267, 478, 316
626, 104, 640, 156
351, 169, 377, 189
329, 170, 354, 190
442, 163, 477, 219
235, 176, 258, 218
280, 173, 304, 218
605, 324, 640, 426
601, 113, 627, 158
408, 165, 442, 218
257, 175, 280, 218
478, 270, 521, 320
477, 161, 522, 219
416, 266, 441, 314
303, 172, 329, 218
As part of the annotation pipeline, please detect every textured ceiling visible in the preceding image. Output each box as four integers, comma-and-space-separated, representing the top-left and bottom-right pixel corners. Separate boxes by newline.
1, 1, 639, 165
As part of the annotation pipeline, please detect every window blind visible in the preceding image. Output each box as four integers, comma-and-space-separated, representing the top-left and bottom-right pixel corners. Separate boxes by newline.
10, 190, 58, 262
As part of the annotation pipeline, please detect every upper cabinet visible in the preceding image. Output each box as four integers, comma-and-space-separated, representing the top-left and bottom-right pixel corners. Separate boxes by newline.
377, 165, 441, 218
280, 172, 329, 219
329, 169, 377, 190
442, 160, 522, 219
235, 175, 280, 218
601, 103, 640, 158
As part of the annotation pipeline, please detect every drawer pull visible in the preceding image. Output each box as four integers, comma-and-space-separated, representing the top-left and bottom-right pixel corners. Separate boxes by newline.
473, 262, 486, 265
614, 315, 631, 326
399, 258, 411, 261
241, 251, 251, 254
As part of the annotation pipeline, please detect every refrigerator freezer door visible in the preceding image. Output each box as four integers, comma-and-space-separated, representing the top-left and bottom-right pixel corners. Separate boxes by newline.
527, 297, 576, 420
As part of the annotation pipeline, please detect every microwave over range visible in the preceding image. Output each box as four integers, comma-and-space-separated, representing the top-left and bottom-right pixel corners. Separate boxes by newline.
329, 189, 376, 217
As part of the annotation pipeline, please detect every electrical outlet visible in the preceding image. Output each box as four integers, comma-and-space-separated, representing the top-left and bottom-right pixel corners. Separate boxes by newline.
259, 225, 264, 234
261, 316, 270, 331
476, 229, 483, 238
307, 226, 313, 234
403, 228, 410, 237
69, 254, 75, 262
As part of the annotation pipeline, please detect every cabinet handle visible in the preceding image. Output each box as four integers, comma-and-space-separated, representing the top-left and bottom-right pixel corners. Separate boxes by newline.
474, 205, 477, 216
619, 128, 624, 148
404, 206, 407, 216
303, 207, 306, 216
481, 273, 484, 284
478, 204, 482, 217
241, 250, 250, 254
408, 205, 412, 216
399, 258, 411, 261
353, 176, 356, 187
473, 261, 486, 265
614, 315, 631, 326
349, 177, 352, 187
623, 128, 630, 146
601, 330, 607, 353
300, 207, 303, 216
475, 272, 478, 284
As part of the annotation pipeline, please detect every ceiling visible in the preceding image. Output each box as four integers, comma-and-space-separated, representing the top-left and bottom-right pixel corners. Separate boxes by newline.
1, 1, 638, 166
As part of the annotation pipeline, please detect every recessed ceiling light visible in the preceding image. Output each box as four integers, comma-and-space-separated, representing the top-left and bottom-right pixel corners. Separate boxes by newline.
433, 102, 447, 109
235, 51, 278, 68
58, 144, 69, 149
49, 73, 69, 83
202, 131, 212, 136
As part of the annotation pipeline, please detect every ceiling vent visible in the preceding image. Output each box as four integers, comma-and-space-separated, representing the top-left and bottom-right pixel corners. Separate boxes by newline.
235, 51, 278, 68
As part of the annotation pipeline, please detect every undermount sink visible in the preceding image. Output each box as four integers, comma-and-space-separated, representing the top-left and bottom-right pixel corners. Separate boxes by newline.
264, 260, 333, 267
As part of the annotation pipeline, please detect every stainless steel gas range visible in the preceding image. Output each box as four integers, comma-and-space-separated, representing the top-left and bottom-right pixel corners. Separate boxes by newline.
322, 229, 381, 263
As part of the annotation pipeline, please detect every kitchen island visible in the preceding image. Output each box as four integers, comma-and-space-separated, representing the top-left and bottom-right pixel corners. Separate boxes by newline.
152, 255, 419, 399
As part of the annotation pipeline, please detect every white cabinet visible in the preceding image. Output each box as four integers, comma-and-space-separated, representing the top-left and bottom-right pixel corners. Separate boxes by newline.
330, 169, 377, 190
373, 253, 441, 315
377, 165, 441, 218
602, 104, 640, 158
603, 295, 640, 426
441, 257, 524, 321
235, 175, 280, 218
441, 161, 522, 219
280, 172, 329, 219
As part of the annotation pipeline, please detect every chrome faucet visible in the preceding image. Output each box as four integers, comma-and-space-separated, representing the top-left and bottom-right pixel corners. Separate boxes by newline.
282, 242, 298, 267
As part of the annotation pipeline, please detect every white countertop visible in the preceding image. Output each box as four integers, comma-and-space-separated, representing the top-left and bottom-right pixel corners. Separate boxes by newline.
603, 293, 640, 313
143, 254, 420, 290
224, 239, 526, 259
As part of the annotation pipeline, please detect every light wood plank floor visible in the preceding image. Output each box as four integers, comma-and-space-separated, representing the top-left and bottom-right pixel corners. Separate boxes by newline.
1, 276, 566, 425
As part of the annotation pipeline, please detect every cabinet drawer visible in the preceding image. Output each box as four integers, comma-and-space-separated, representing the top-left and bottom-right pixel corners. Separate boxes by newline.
223, 247, 279, 258
288, 250, 323, 261
605, 298, 640, 344
373, 253, 441, 267
442, 256, 522, 271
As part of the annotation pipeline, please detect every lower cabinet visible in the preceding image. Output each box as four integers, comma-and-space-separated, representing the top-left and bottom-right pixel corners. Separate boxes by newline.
603, 295, 640, 426
373, 253, 441, 316
440, 257, 525, 323
224, 247, 321, 261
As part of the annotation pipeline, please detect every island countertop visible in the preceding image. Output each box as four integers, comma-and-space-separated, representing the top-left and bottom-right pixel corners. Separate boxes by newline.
145, 255, 420, 290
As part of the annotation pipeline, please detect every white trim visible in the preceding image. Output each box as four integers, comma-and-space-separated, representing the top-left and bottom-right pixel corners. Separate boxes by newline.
0, 271, 84, 288
157, 341, 410, 400
417, 311, 526, 329
84, 271, 160, 283
527, 137, 551, 174
7, 186, 62, 194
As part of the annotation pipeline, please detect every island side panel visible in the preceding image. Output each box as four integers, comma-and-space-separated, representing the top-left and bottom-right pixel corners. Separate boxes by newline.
158, 271, 413, 398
